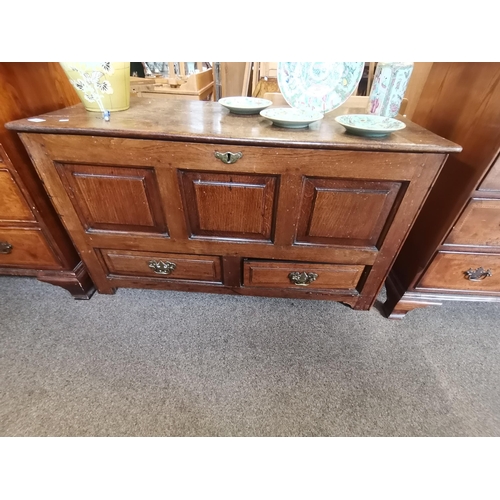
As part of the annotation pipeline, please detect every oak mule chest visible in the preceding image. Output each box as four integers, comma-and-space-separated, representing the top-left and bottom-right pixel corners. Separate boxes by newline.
7, 97, 459, 310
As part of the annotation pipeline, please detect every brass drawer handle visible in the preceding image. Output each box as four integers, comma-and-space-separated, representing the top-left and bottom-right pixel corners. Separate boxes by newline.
288, 271, 318, 286
148, 260, 176, 275
464, 267, 492, 281
215, 151, 243, 164
0, 241, 13, 254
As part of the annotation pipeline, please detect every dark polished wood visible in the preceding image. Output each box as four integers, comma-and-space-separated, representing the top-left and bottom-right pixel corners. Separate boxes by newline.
56, 163, 168, 234
445, 199, 500, 248
0, 63, 94, 298
7, 96, 460, 153
180, 171, 277, 241
383, 273, 443, 319
8, 97, 458, 309
38, 261, 96, 300
384, 63, 500, 318
243, 260, 364, 293
479, 155, 500, 191
0, 226, 60, 268
417, 251, 500, 293
0, 167, 36, 222
296, 178, 403, 249
101, 249, 222, 283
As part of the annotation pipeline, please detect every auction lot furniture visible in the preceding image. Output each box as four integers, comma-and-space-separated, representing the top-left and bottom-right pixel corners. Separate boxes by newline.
7, 97, 458, 309
0, 62, 94, 298
383, 62, 500, 318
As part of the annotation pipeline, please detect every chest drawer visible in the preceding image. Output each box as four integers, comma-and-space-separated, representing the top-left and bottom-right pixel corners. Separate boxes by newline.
417, 251, 500, 293
243, 259, 365, 294
0, 227, 59, 269
100, 249, 222, 283
445, 199, 500, 248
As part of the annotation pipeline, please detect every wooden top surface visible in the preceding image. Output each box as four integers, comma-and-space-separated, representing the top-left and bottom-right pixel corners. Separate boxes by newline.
6, 96, 461, 153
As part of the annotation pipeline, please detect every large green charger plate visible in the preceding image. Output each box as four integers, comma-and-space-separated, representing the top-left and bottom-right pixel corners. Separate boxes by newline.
277, 62, 364, 114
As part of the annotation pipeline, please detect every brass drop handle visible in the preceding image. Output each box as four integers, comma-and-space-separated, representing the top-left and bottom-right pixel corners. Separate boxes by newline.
464, 267, 492, 281
148, 260, 176, 275
0, 241, 13, 254
215, 151, 243, 164
288, 271, 318, 286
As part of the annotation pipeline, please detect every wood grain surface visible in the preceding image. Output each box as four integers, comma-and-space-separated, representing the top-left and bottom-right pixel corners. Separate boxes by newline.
0, 63, 94, 298
384, 62, 500, 317
13, 97, 455, 309
6, 96, 460, 153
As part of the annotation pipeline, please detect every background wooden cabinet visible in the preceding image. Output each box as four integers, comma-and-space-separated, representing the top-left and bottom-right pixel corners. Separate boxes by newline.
0, 63, 94, 298
384, 62, 500, 318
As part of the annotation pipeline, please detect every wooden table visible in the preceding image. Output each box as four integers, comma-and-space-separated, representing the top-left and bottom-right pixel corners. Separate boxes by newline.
6, 97, 460, 310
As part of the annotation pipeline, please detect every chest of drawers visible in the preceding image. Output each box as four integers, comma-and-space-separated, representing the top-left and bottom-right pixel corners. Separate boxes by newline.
383, 63, 500, 318
0, 63, 94, 299
6, 97, 459, 310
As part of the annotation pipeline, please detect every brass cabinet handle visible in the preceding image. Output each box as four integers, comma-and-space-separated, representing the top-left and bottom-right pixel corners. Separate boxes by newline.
148, 260, 176, 275
288, 271, 318, 286
464, 267, 492, 281
215, 151, 243, 164
0, 241, 13, 254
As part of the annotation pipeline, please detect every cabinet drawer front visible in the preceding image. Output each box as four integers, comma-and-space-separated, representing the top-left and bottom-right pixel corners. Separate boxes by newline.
243, 260, 364, 293
101, 249, 222, 283
445, 199, 500, 247
418, 252, 500, 293
0, 227, 59, 268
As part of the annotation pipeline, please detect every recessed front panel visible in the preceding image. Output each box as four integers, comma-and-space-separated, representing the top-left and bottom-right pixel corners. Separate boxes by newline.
296, 178, 403, 248
56, 164, 168, 234
180, 171, 277, 241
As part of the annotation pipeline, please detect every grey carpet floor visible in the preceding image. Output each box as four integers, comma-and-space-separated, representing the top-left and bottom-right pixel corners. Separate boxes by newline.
0, 276, 499, 436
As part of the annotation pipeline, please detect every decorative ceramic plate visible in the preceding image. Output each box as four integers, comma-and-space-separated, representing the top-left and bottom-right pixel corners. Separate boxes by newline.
335, 114, 406, 137
219, 96, 272, 114
260, 108, 324, 129
277, 62, 364, 114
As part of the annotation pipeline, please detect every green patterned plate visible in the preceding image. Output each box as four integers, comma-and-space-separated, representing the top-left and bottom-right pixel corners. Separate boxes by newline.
219, 96, 272, 115
278, 62, 364, 113
335, 114, 406, 137
260, 108, 324, 129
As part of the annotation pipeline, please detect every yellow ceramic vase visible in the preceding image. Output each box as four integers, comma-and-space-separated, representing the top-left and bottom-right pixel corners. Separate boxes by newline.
60, 62, 130, 112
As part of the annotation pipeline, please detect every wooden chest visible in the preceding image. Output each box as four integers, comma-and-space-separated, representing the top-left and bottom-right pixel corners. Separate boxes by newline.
6, 97, 459, 310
